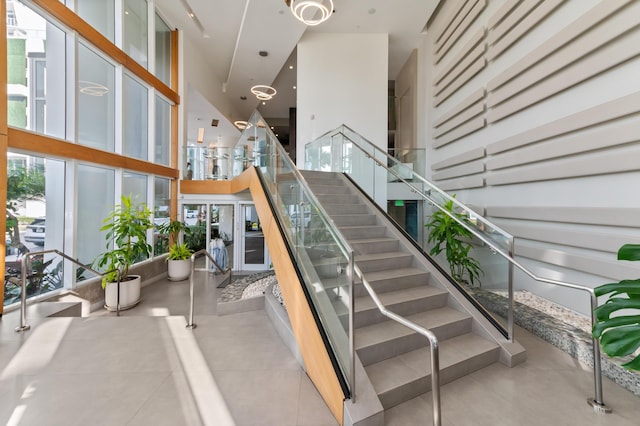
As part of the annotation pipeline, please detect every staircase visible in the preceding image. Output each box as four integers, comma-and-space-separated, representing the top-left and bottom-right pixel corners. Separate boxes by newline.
301, 170, 525, 418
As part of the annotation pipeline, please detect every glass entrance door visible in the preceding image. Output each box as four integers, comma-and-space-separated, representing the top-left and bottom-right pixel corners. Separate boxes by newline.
240, 204, 269, 270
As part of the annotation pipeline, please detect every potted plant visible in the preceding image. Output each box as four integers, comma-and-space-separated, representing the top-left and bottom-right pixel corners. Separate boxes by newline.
425, 196, 482, 287
94, 195, 153, 311
158, 219, 193, 281
592, 244, 640, 370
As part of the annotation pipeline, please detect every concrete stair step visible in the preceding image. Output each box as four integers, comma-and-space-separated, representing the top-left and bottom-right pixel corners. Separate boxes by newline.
349, 237, 400, 255
316, 193, 361, 205
365, 333, 501, 409
324, 203, 369, 215
307, 184, 352, 195
339, 225, 387, 240
355, 307, 471, 365
331, 214, 377, 226
356, 251, 414, 273
354, 267, 430, 297
354, 285, 449, 328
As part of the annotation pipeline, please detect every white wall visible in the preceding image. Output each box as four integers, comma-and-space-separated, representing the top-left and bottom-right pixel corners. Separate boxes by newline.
296, 33, 388, 158
416, 0, 640, 315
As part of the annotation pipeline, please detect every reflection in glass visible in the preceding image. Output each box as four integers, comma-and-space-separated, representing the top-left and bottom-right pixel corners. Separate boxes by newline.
77, 165, 115, 269
154, 177, 171, 255
4, 153, 65, 305
155, 13, 172, 86
78, 44, 115, 151
77, 0, 115, 42
210, 204, 234, 270
123, 171, 147, 202
6, 2, 65, 138
124, 0, 148, 68
123, 75, 148, 160
155, 96, 171, 165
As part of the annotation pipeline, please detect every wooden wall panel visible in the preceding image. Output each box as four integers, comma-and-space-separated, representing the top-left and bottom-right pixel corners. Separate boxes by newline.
8, 128, 179, 178
186, 168, 345, 424
432, 147, 485, 171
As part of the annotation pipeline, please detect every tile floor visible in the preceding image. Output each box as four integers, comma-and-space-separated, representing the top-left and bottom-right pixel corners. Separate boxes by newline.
0, 271, 639, 425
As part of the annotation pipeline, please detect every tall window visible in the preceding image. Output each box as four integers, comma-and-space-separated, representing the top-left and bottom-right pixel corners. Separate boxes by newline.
155, 96, 171, 166
77, 165, 115, 267
154, 177, 170, 254
78, 43, 115, 151
123, 171, 147, 201
124, 0, 148, 69
6, 2, 66, 138
123, 75, 148, 160
155, 13, 171, 86
76, 0, 115, 43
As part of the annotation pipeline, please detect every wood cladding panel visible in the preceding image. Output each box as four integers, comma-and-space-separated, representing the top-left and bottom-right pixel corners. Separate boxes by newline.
185, 168, 345, 424
486, 116, 640, 171
8, 128, 178, 178
487, 206, 640, 228
486, 144, 640, 186
436, 0, 486, 64
432, 147, 485, 171
487, 0, 632, 92
488, 0, 563, 61
487, 92, 640, 155
515, 241, 639, 281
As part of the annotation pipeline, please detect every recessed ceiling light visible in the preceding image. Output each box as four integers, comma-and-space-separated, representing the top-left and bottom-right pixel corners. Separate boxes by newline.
289, 65, 294, 69
240, 96, 247, 100
293, 85, 297, 90
262, 101, 266, 105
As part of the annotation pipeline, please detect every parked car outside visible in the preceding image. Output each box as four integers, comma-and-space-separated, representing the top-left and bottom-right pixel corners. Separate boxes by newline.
24, 218, 45, 246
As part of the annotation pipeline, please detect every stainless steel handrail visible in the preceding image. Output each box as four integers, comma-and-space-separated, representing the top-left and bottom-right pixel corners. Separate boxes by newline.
13, 249, 120, 332
356, 265, 442, 425
186, 249, 231, 329
308, 129, 610, 413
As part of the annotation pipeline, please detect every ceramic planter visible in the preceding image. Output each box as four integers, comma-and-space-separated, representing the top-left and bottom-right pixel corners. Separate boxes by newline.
104, 275, 141, 311
168, 259, 191, 281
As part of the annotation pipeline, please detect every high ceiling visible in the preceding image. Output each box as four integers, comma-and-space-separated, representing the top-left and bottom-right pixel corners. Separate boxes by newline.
155, 0, 441, 145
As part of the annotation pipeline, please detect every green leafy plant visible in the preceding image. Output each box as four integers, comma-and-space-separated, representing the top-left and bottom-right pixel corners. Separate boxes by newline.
168, 243, 193, 261
425, 197, 482, 286
94, 195, 153, 288
592, 244, 640, 370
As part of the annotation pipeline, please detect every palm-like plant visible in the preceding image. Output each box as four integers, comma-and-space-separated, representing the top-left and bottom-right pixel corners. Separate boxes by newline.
94, 195, 153, 288
425, 197, 482, 287
592, 244, 640, 370
157, 219, 192, 260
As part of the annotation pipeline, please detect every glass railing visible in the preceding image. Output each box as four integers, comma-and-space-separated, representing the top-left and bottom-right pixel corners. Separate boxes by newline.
305, 125, 514, 338
238, 112, 355, 396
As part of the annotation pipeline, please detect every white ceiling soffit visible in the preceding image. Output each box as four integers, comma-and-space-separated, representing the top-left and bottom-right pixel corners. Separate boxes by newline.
224, 0, 307, 119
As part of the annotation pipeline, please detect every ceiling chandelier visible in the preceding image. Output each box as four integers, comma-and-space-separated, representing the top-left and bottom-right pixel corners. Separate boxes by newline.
250, 85, 277, 101
287, 0, 334, 26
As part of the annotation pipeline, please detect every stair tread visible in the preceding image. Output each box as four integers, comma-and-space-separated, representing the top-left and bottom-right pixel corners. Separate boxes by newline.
355, 285, 446, 313
355, 306, 468, 348
365, 333, 500, 394
360, 267, 429, 283
356, 251, 412, 262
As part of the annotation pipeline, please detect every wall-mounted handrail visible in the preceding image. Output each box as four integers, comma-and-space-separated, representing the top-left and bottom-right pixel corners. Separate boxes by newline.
306, 128, 611, 413
13, 249, 119, 332
355, 264, 442, 425
186, 249, 231, 329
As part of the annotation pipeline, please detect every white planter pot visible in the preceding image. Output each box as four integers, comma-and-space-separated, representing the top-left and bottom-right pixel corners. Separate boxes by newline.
104, 275, 141, 311
168, 259, 191, 281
